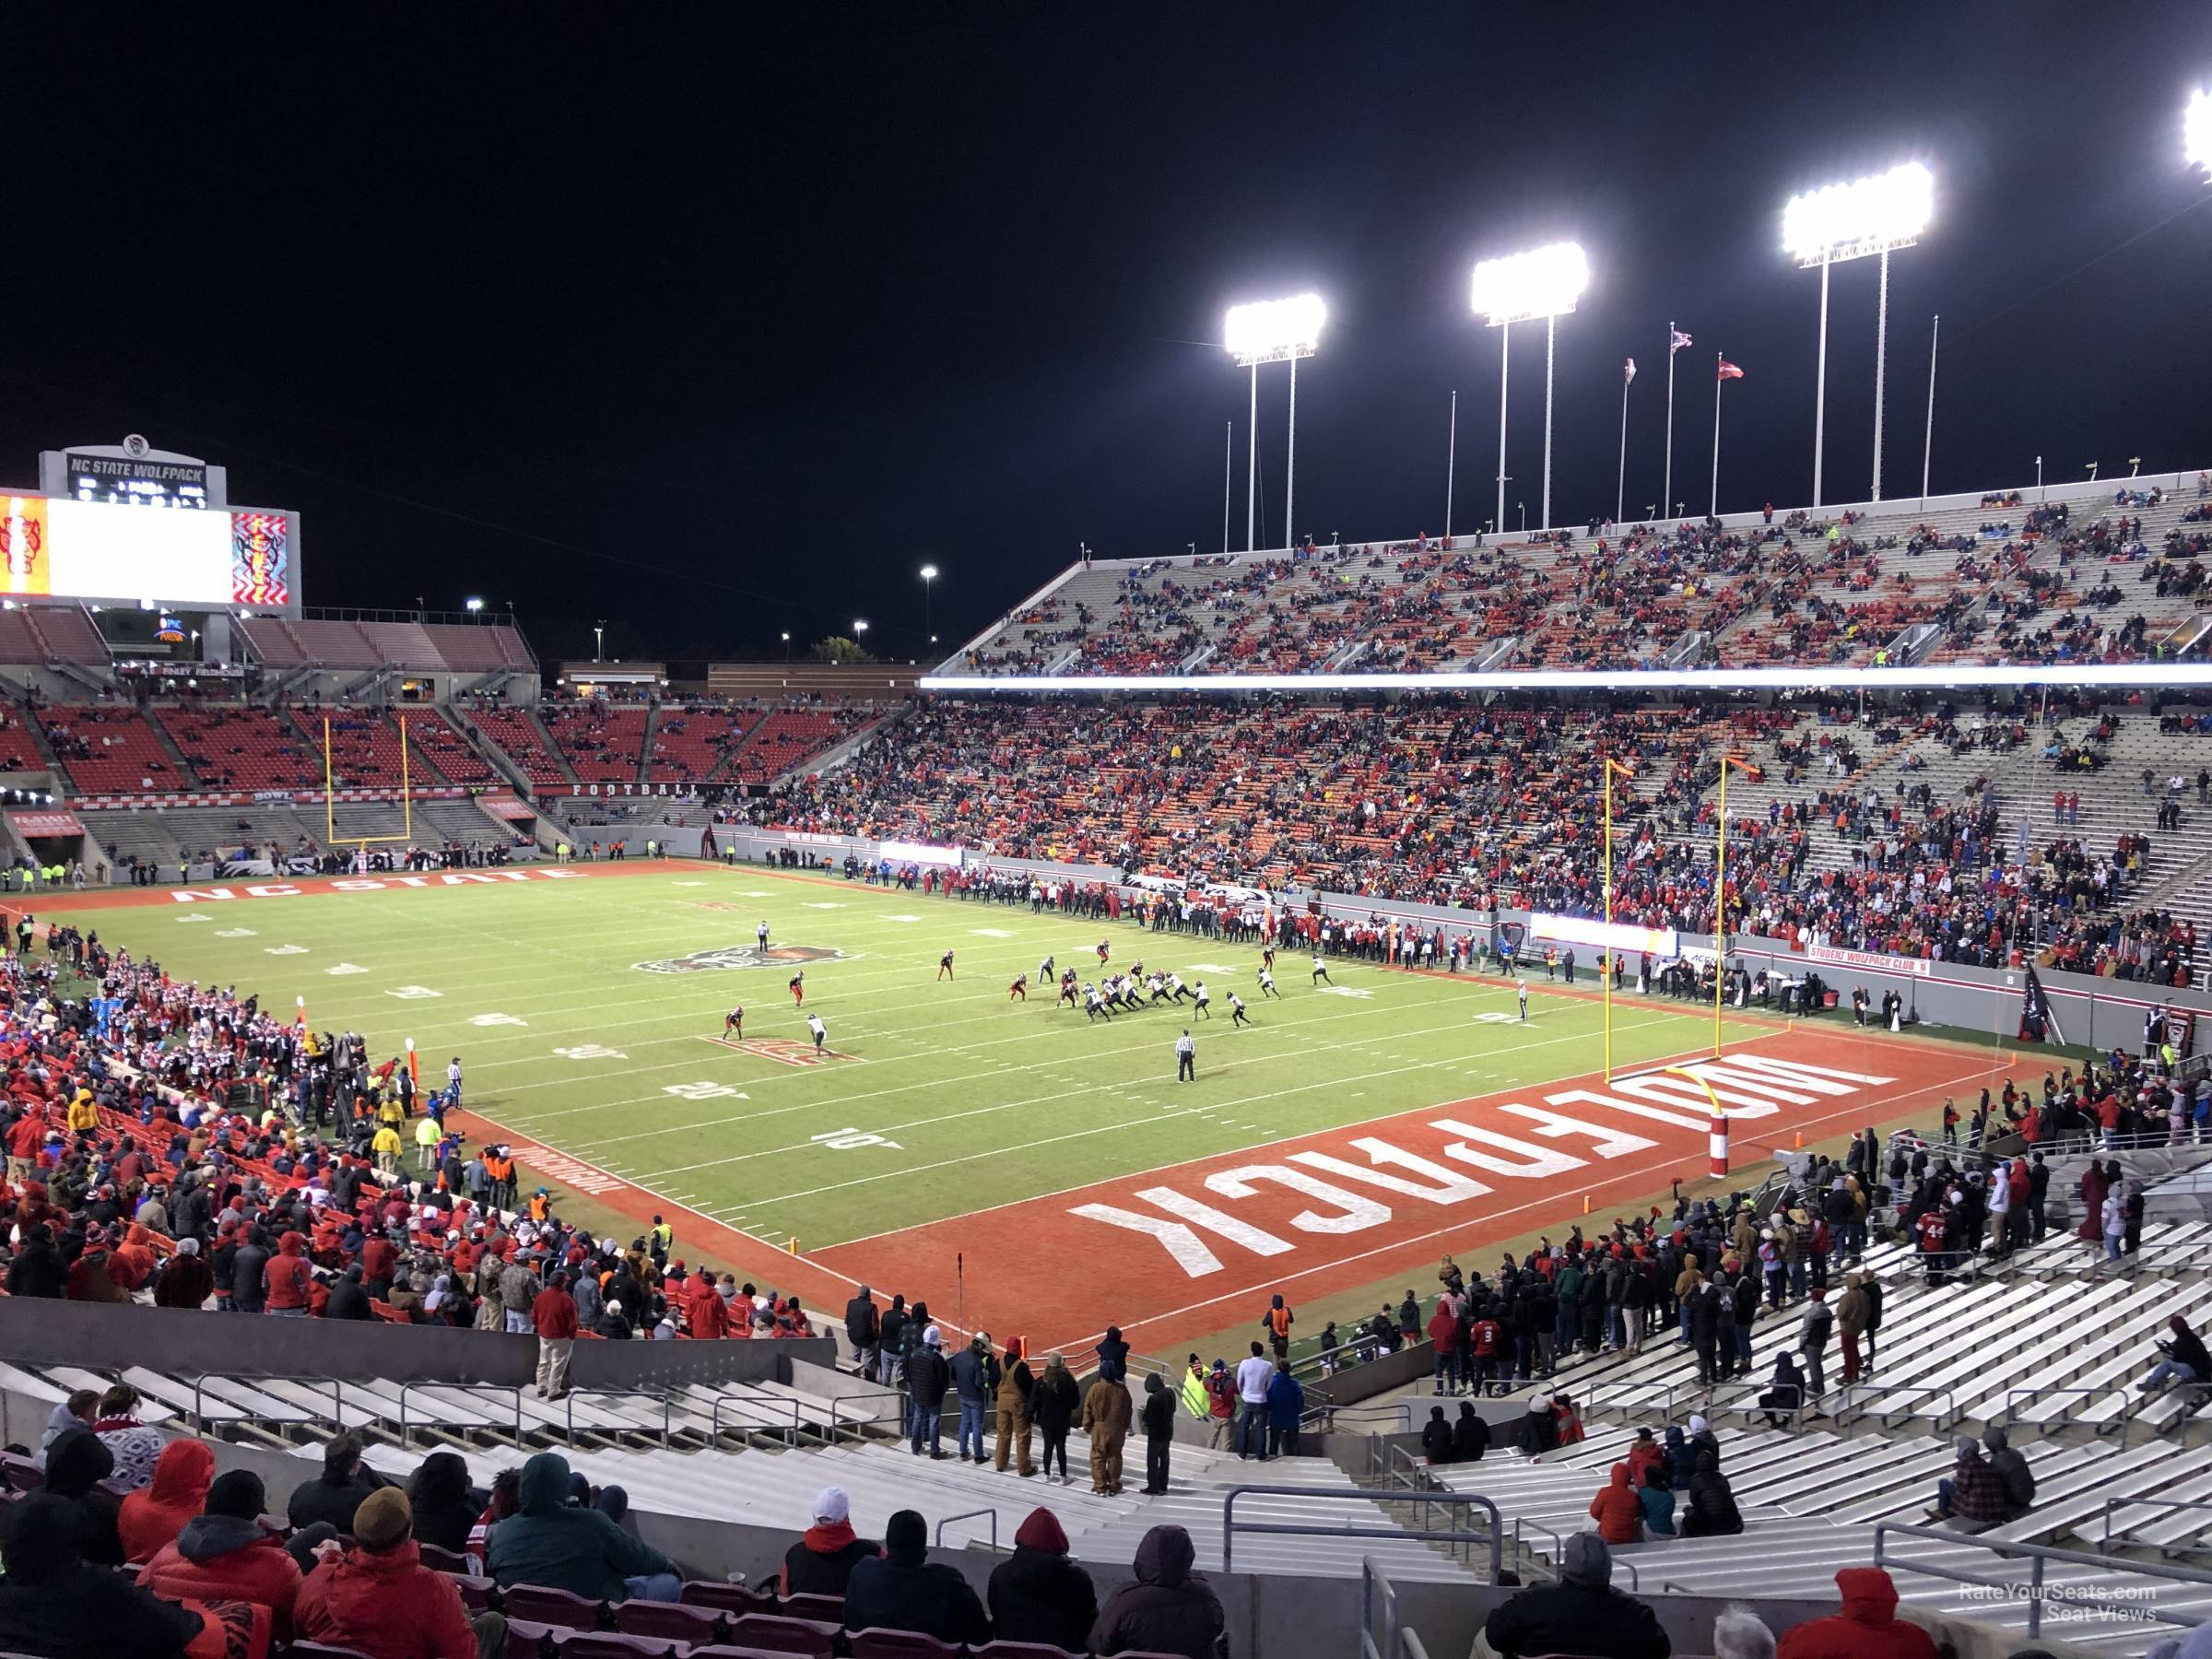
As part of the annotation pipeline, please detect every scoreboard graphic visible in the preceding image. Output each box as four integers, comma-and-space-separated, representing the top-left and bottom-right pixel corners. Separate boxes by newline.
0, 493, 297, 609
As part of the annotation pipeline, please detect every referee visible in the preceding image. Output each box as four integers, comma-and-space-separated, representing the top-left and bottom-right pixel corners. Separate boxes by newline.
1175, 1030, 1196, 1082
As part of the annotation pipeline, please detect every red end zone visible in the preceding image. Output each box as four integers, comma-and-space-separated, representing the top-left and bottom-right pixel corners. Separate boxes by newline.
810, 1030, 2047, 1356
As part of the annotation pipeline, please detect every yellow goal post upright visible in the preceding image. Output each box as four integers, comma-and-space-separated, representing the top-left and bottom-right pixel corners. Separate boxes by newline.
324, 713, 416, 861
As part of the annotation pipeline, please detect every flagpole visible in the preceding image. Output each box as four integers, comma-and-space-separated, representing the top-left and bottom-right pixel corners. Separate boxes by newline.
1710, 353, 1723, 517
1495, 323, 1510, 537
1920, 314, 1939, 505
1616, 367, 1630, 524
1663, 322, 1677, 520
1445, 390, 1457, 541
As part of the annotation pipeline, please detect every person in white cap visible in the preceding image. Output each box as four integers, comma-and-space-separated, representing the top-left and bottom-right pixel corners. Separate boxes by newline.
780, 1485, 877, 1597
906, 1325, 951, 1459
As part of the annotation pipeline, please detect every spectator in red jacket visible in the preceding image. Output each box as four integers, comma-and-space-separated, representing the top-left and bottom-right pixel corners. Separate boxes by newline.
265, 1230, 314, 1316
680, 1266, 728, 1339
1775, 1567, 1937, 1659
144, 1470, 306, 1643
295, 1488, 501, 1659
117, 1439, 214, 1564
531, 1270, 578, 1401
1586, 1463, 1644, 1546
1427, 1299, 1462, 1394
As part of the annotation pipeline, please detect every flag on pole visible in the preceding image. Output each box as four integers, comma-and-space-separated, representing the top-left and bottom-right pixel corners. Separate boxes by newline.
1669, 328, 1693, 352
2018, 964, 2065, 1044
1624, 357, 1637, 383
1716, 359, 1745, 381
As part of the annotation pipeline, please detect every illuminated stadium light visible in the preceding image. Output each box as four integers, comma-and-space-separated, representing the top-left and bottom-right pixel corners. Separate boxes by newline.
465, 595, 485, 613
1783, 162, 1934, 266
2190, 88, 2211, 175
1467, 241, 1589, 325
917, 662, 2212, 696
1785, 161, 1934, 508
1223, 294, 1326, 366
1225, 293, 1326, 554
1469, 241, 1588, 535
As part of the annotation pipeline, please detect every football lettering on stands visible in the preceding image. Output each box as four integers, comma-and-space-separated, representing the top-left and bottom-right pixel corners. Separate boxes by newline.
1070, 1056, 1893, 1278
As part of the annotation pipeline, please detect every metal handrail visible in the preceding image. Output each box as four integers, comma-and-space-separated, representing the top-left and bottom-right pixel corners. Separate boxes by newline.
828, 1387, 908, 1446
2101, 1493, 2212, 1553
398, 1382, 524, 1450
563, 1387, 672, 1448
933, 1507, 999, 1550
1517, 1514, 1638, 1588
1223, 1485, 1501, 1579
710, 1391, 804, 1445
1830, 1379, 1955, 1434
1873, 1518, 2212, 1639
2000, 1383, 2140, 1445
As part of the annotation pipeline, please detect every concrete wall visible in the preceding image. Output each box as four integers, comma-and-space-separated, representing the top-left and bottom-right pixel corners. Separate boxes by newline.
0, 1299, 831, 1391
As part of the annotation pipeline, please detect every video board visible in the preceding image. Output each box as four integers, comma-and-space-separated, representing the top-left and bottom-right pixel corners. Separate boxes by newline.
0, 493, 297, 609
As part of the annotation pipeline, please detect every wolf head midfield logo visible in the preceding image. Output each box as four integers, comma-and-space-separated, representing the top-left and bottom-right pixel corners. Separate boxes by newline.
636, 943, 852, 974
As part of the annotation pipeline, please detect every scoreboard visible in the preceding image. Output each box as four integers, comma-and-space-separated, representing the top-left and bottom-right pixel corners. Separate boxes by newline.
0, 493, 298, 610
41, 435, 226, 511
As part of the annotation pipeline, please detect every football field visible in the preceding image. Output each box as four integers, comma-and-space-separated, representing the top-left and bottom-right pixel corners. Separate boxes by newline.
37, 862, 2041, 1355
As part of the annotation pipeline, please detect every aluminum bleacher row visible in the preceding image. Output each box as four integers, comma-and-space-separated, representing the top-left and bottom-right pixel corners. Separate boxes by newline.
1409, 1201, 2212, 1652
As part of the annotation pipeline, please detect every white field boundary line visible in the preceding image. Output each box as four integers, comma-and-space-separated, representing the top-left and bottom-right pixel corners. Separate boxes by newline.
640, 1010, 1700, 1203
503, 978, 1533, 1130
1026, 1054, 2044, 1357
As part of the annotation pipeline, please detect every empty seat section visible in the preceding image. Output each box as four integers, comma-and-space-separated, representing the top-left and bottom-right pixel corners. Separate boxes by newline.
646, 707, 757, 782
159, 707, 320, 790
41, 705, 185, 793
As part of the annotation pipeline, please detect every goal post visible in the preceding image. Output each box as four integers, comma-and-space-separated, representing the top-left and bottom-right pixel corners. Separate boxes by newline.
324, 713, 415, 859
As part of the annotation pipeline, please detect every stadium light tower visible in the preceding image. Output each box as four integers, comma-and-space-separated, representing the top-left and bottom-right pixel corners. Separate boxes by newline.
1225, 294, 1325, 551
919, 563, 938, 642
2190, 88, 2211, 176
1469, 241, 1588, 535
465, 596, 485, 614
1784, 160, 1934, 506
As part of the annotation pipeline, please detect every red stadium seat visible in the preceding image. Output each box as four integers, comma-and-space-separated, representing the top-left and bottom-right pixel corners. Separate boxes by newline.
774, 1594, 842, 1624
678, 1580, 771, 1617
610, 1600, 723, 1646
500, 1583, 605, 1629
848, 1630, 962, 1659
725, 1613, 839, 1657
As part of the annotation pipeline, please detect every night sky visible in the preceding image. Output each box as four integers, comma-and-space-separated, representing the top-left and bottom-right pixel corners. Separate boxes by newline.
4, 4, 2208, 667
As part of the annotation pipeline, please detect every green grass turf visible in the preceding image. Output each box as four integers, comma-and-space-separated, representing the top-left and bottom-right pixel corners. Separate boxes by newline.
64, 865, 1771, 1253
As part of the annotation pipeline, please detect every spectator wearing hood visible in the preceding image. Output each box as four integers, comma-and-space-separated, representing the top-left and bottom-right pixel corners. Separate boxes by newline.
41, 1428, 124, 1566
1091, 1524, 1224, 1659
288, 1431, 387, 1534
1587, 1463, 1643, 1546
144, 1470, 305, 1642
406, 1452, 479, 1557
1139, 1371, 1176, 1494
485, 1451, 679, 1603
325, 1264, 372, 1322
1420, 1404, 1456, 1464
265, 1230, 313, 1315
1775, 1567, 1938, 1659
1265, 1359, 1304, 1456
780, 1486, 878, 1597
1681, 1448, 1742, 1537
1638, 1462, 1677, 1536
841, 1508, 989, 1647
988, 1506, 1097, 1653
1981, 1426, 2035, 1519
296, 1488, 499, 1659
1453, 1400, 1490, 1461
1484, 1531, 1669, 1659
117, 1439, 214, 1564
1094, 1324, 1131, 1382
151, 1236, 213, 1309
0, 1493, 202, 1659
1515, 1394, 1558, 1456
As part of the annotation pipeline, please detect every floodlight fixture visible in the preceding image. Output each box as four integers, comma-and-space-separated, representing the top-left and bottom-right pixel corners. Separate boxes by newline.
1786, 161, 1934, 506
1783, 161, 1933, 267
2189, 88, 2211, 176
1469, 241, 1589, 534
1468, 241, 1589, 326
1224, 292, 1327, 553
1224, 293, 1326, 367
465, 596, 485, 613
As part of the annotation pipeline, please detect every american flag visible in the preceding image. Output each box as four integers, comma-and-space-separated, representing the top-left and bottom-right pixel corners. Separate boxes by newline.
1669, 328, 1693, 352
1623, 357, 1637, 384
1717, 359, 1745, 381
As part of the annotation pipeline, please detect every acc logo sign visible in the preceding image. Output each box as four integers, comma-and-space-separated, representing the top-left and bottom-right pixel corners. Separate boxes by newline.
635, 943, 853, 974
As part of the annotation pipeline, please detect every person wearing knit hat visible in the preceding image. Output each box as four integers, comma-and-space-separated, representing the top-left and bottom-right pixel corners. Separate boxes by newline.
987, 1507, 1097, 1653
294, 1483, 495, 1659
780, 1486, 877, 1598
